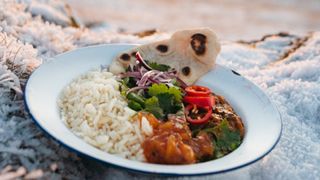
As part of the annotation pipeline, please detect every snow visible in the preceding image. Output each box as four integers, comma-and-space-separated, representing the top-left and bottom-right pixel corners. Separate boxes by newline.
28, 2, 70, 27
0, 0, 319, 179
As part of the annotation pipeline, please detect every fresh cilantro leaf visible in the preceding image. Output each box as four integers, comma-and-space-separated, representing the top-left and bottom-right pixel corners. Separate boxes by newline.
194, 119, 241, 158
147, 61, 171, 72
145, 96, 164, 119
144, 83, 183, 119
213, 119, 241, 158
157, 93, 175, 114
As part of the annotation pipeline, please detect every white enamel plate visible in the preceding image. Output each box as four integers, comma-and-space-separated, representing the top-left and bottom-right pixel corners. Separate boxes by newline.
24, 44, 282, 176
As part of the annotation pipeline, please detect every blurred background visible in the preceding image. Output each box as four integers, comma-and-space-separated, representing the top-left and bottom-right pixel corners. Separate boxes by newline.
67, 0, 320, 40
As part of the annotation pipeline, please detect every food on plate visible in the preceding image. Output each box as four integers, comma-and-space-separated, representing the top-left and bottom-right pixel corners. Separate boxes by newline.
58, 70, 145, 160
109, 28, 221, 85
58, 28, 244, 164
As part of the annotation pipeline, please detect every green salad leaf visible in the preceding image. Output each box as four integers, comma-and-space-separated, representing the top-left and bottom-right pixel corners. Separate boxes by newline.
148, 83, 182, 102
147, 61, 171, 72
168, 86, 183, 102
148, 83, 168, 97
145, 96, 164, 119
143, 83, 183, 119
157, 93, 182, 115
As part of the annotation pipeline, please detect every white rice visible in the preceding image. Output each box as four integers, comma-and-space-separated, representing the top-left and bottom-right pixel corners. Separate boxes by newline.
58, 69, 150, 161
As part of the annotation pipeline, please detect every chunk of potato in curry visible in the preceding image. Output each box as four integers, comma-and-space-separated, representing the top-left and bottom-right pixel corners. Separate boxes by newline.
137, 112, 214, 164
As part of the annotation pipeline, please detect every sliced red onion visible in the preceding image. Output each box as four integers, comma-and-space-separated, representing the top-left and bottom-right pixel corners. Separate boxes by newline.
126, 86, 147, 94
119, 52, 188, 91
175, 77, 188, 89
153, 71, 164, 80
138, 70, 154, 86
136, 52, 152, 70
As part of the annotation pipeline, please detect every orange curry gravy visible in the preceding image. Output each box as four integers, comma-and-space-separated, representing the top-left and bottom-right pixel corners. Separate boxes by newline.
134, 112, 213, 164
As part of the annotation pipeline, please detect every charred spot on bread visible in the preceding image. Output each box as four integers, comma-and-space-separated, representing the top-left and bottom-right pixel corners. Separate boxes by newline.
131, 51, 137, 57
120, 53, 130, 61
156, 44, 168, 53
182, 66, 191, 76
191, 33, 206, 55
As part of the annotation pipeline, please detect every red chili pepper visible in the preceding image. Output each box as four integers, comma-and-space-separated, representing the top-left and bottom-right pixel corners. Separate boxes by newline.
185, 85, 211, 97
185, 104, 212, 125
183, 95, 215, 107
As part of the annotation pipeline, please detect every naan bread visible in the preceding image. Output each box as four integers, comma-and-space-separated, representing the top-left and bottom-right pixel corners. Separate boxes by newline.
109, 28, 221, 85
